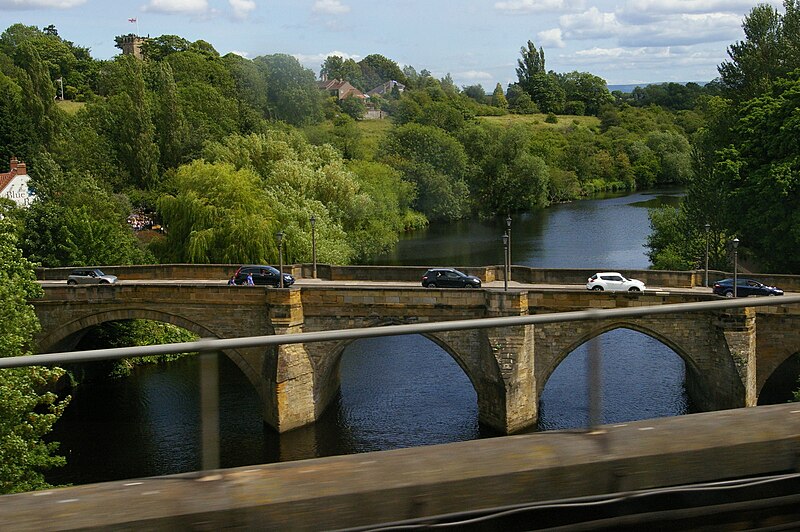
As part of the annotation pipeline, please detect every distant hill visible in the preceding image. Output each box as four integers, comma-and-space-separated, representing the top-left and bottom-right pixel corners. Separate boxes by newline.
608, 82, 709, 93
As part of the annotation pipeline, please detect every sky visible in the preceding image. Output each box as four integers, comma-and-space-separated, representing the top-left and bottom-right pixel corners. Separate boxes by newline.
0, 0, 786, 89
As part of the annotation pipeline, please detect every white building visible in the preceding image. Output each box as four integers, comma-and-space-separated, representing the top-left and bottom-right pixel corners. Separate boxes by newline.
0, 157, 34, 207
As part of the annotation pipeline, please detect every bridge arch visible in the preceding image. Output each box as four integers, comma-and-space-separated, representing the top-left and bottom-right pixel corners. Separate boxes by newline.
540, 321, 704, 413
307, 317, 504, 429
37, 308, 267, 408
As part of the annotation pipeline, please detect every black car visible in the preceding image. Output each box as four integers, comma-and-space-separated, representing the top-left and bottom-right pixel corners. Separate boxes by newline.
712, 278, 783, 297
421, 268, 481, 288
233, 265, 295, 287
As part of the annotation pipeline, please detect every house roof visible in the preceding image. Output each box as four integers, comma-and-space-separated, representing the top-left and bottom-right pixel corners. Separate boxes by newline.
318, 79, 367, 99
0, 156, 27, 195
366, 80, 406, 96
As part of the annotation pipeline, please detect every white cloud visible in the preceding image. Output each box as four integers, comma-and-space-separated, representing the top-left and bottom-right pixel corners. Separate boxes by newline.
293, 50, 361, 70
0, 0, 86, 8
560, 7, 622, 40
229, 0, 255, 20
143, 0, 209, 15
494, 0, 583, 14
622, 0, 778, 16
229, 50, 249, 58
537, 28, 565, 48
455, 70, 492, 81
313, 0, 350, 15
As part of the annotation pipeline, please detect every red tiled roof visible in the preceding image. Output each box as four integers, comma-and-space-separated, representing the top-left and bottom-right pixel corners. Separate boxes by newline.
0, 157, 26, 195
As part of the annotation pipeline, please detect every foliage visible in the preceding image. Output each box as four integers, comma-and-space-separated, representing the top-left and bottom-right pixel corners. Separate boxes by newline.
718, 0, 800, 99
320, 55, 363, 90
379, 123, 469, 220
21, 153, 151, 267
339, 95, 366, 120
358, 54, 407, 91
0, 218, 69, 494
254, 54, 324, 125
69, 320, 198, 380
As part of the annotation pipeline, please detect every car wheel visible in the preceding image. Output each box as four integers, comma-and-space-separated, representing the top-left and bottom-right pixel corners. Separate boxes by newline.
768, 293, 776, 296
591, 286, 603, 291
724, 290, 734, 298
427, 283, 436, 288
628, 287, 641, 292
100, 280, 110, 284
67, 279, 77, 286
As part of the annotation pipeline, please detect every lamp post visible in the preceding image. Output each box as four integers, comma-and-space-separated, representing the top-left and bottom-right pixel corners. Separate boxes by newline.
310, 215, 317, 279
704, 223, 710, 288
502, 232, 509, 292
277, 231, 285, 288
505, 214, 512, 284
56, 77, 64, 101
732, 237, 739, 298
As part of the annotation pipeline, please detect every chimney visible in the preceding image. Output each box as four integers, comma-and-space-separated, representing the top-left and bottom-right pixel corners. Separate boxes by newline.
9, 156, 17, 171
16, 161, 27, 175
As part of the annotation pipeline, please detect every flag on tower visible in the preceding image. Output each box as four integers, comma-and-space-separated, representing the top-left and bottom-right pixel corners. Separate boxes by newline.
128, 18, 137, 23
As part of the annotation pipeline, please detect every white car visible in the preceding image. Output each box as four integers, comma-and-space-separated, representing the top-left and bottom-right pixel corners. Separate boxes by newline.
586, 272, 645, 292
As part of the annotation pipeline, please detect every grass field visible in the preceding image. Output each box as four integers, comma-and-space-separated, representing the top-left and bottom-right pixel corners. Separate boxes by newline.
481, 113, 600, 130
56, 100, 86, 115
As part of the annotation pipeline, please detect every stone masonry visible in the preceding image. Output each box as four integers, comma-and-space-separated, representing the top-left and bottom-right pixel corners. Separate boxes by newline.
33, 283, 800, 433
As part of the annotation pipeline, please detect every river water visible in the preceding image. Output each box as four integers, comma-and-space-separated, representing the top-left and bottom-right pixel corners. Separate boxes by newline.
46, 189, 689, 486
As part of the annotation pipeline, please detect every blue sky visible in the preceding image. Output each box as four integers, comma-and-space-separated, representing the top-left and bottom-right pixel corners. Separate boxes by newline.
0, 0, 784, 88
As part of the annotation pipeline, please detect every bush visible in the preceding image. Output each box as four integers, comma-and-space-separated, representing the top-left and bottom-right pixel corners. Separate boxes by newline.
545, 112, 558, 124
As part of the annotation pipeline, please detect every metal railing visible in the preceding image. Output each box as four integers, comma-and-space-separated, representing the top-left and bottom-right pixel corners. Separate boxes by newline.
5, 294, 800, 471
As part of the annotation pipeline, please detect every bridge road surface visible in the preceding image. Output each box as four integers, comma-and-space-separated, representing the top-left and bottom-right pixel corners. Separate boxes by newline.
39, 277, 726, 296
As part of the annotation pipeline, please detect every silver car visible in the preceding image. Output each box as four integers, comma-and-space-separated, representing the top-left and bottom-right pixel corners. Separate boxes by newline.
67, 268, 118, 285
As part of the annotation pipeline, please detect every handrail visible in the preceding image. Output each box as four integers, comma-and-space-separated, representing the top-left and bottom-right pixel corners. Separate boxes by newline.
5, 294, 800, 369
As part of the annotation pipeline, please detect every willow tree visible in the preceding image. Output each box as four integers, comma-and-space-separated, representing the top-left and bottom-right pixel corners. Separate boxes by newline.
153, 160, 279, 264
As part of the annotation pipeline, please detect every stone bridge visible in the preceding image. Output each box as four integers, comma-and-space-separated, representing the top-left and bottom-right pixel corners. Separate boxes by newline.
33, 283, 800, 434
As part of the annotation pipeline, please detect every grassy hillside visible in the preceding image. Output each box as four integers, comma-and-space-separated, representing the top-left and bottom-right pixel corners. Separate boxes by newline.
56, 100, 86, 115
481, 113, 600, 130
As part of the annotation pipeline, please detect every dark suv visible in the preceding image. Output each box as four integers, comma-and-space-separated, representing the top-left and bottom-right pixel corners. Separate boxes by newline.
421, 268, 481, 288
233, 265, 295, 287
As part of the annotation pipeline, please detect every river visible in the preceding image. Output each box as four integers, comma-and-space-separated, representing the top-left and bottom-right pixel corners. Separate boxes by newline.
46, 189, 689, 486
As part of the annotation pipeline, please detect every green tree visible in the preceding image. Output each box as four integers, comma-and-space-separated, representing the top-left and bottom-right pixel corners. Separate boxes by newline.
153, 62, 187, 170
557, 71, 613, 116
153, 160, 280, 263
321, 55, 363, 89
254, 53, 324, 125
492, 83, 508, 109
22, 154, 151, 267
379, 123, 469, 220
0, 70, 36, 163
137, 34, 191, 61
0, 218, 69, 494
718, 0, 800, 99
339, 95, 366, 120
358, 54, 407, 91
108, 55, 159, 188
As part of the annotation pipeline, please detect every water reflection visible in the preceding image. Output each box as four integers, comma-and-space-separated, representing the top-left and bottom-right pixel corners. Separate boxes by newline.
538, 329, 689, 431
371, 189, 684, 269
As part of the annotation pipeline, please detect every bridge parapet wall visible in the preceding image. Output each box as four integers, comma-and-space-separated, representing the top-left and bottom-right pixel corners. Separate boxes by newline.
39, 264, 800, 290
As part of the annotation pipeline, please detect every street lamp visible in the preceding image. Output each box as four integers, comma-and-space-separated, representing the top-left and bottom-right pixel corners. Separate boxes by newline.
505, 214, 512, 284
310, 215, 317, 279
704, 223, 710, 288
732, 237, 739, 298
502, 232, 509, 292
277, 231, 285, 288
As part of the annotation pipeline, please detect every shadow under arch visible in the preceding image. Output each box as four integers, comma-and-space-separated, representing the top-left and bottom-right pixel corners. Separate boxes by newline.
312, 317, 501, 429
758, 351, 800, 405
37, 307, 268, 411
539, 322, 697, 428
